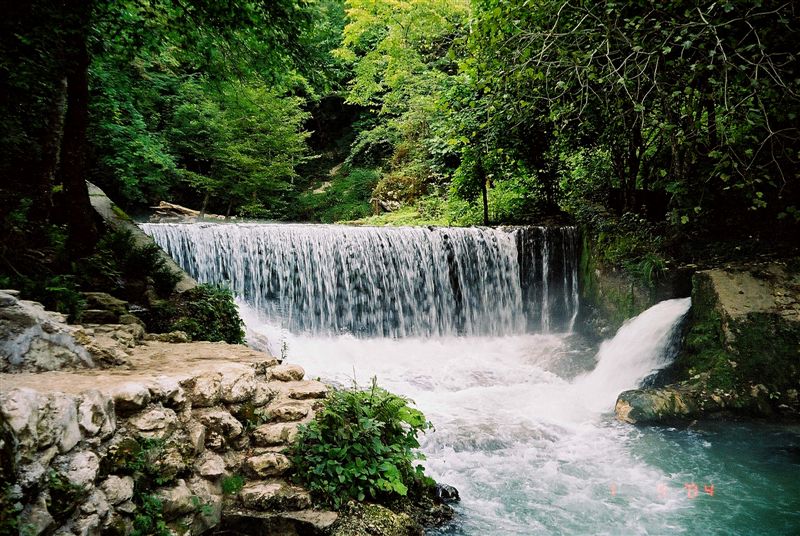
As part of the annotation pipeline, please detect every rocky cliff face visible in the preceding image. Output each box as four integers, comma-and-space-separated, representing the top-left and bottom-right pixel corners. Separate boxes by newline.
0, 290, 337, 535
616, 262, 800, 424
1, 344, 332, 535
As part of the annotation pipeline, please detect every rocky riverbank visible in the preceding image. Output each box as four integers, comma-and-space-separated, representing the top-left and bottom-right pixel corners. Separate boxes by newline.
1, 290, 452, 535
615, 261, 800, 424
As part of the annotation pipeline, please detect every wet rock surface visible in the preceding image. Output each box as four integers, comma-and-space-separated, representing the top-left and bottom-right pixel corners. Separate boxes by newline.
616, 262, 800, 424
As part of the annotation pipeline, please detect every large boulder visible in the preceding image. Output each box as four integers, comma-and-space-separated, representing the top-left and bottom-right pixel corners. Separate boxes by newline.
0, 291, 94, 372
616, 262, 800, 423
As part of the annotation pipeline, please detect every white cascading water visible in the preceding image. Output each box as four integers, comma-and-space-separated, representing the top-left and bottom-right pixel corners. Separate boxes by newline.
142, 222, 798, 534
575, 298, 691, 412
140, 223, 580, 336
237, 295, 691, 534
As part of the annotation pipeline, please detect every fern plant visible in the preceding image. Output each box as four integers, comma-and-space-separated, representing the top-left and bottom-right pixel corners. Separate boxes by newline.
290, 377, 432, 509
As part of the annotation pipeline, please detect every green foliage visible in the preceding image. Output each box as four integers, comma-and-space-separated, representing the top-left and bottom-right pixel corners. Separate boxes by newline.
0, 483, 19, 536
46, 470, 89, 523
221, 475, 246, 496
131, 493, 169, 536
147, 284, 245, 344
291, 378, 431, 509
299, 167, 380, 223
575, 205, 667, 286
76, 229, 180, 297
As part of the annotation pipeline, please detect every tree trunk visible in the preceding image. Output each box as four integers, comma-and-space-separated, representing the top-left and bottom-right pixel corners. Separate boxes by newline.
200, 192, 210, 217
30, 76, 68, 223
475, 155, 489, 225
481, 179, 489, 226
60, 3, 97, 257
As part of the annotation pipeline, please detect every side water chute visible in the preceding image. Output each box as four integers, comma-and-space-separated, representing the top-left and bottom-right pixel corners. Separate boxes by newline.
140, 223, 579, 337
575, 297, 691, 412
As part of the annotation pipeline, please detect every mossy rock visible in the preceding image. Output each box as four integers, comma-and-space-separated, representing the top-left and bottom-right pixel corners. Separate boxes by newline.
656, 265, 800, 419
331, 502, 422, 536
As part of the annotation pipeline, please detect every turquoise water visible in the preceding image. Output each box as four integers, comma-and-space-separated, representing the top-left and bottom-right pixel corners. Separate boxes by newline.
242, 306, 800, 535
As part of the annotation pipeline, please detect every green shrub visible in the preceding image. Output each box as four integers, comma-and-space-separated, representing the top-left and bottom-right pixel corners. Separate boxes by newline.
147, 284, 245, 344
299, 167, 380, 223
77, 229, 181, 297
290, 378, 431, 509
131, 493, 169, 536
46, 470, 89, 523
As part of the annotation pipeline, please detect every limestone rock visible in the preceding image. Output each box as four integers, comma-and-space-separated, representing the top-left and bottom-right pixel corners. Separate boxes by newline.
283, 380, 328, 400
615, 386, 710, 424
282, 510, 339, 533
77, 390, 115, 439
119, 314, 145, 328
150, 377, 186, 408
76, 332, 131, 367
0, 387, 41, 460
186, 421, 206, 455
145, 330, 191, 343
82, 292, 128, 317
79, 489, 110, 519
183, 372, 222, 407
157, 479, 196, 519
187, 476, 223, 532
195, 409, 243, 438
238, 481, 311, 511
332, 502, 422, 536
37, 393, 82, 453
266, 364, 305, 382
196, 451, 225, 479
253, 423, 299, 447
128, 407, 179, 440
18, 460, 47, 489
19, 493, 55, 536
55, 450, 100, 488
111, 382, 151, 413
220, 370, 257, 403
100, 476, 134, 505
0, 293, 94, 372
265, 400, 312, 422
71, 513, 101, 536
245, 452, 292, 478
251, 382, 276, 406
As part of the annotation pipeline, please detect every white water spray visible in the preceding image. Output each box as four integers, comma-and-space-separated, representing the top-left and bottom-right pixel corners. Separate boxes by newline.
141, 222, 580, 336
576, 297, 691, 412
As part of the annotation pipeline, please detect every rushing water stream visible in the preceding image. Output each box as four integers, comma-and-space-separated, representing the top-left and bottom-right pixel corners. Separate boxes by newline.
143, 222, 800, 535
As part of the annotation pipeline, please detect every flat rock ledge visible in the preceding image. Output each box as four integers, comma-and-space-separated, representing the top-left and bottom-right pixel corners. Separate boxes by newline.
0, 337, 334, 535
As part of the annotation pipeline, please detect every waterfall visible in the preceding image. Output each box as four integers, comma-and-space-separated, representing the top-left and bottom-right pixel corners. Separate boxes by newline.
140, 223, 580, 337
575, 297, 691, 411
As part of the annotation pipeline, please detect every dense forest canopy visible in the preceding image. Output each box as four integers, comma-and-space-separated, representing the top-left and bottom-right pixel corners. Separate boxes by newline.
1, 0, 798, 277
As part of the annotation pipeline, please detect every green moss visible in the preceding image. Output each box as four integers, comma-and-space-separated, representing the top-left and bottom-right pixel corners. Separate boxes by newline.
46, 470, 88, 523
111, 204, 132, 221
577, 229, 656, 335
676, 272, 800, 402
221, 475, 245, 496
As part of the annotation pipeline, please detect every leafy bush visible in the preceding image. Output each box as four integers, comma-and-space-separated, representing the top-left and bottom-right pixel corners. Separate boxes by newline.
147, 284, 245, 344
290, 378, 432, 509
76, 229, 181, 297
131, 493, 169, 536
299, 167, 380, 223
574, 203, 667, 285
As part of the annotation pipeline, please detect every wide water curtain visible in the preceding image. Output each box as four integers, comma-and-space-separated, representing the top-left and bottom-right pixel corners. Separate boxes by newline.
141, 224, 580, 336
